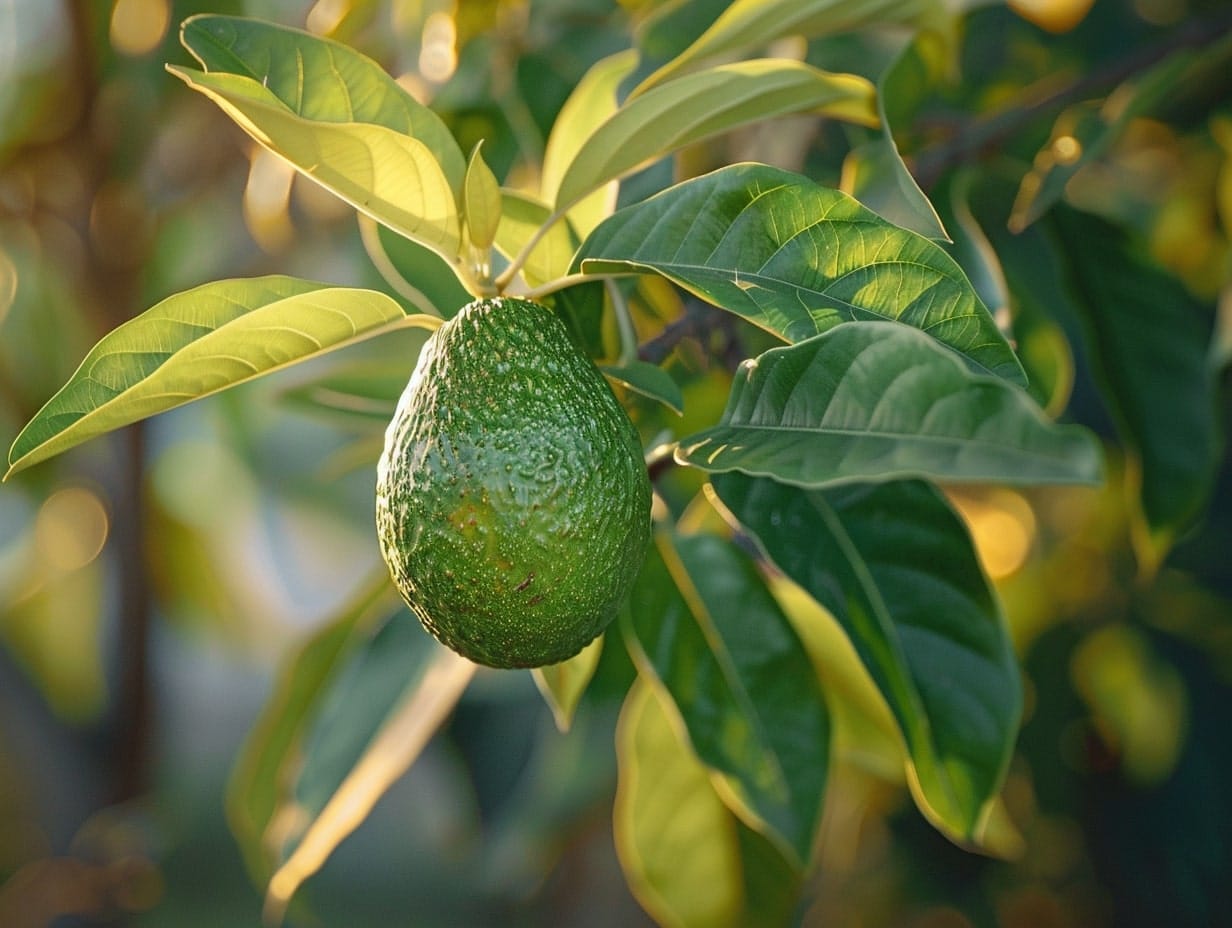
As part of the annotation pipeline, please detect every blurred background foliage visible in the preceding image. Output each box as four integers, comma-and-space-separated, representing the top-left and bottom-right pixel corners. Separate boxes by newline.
0, 0, 1230, 926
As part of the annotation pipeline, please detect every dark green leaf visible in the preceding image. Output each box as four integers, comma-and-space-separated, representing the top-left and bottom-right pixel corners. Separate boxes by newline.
711, 474, 1021, 845
1049, 206, 1220, 553
676, 322, 1102, 488
602, 360, 684, 414
623, 533, 829, 866
576, 163, 1024, 383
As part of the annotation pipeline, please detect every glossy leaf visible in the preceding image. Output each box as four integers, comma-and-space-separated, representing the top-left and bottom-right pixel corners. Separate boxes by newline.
1049, 206, 1219, 556
636, 0, 935, 92
541, 49, 639, 238
622, 533, 829, 865
576, 163, 1024, 383
554, 60, 876, 212
180, 14, 466, 191
843, 32, 949, 241
464, 142, 501, 250
169, 68, 463, 259
711, 474, 1021, 845
532, 636, 604, 732
615, 678, 744, 928
6, 277, 432, 479
675, 322, 1101, 488
602, 360, 684, 414
265, 613, 476, 920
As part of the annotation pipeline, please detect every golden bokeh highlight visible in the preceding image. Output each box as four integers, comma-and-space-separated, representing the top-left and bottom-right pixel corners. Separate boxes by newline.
307, 0, 353, 35
243, 147, 296, 253
949, 489, 1037, 580
33, 487, 109, 573
419, 10, 458, 84
109, 0, 170, 57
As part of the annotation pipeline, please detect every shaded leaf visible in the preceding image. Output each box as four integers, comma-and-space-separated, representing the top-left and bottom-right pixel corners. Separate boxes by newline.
711, 474, 1021, 845
265, 614, 476, 920
843, 32, 949, 241
602, 360, 684, 414
180, 14, 466, 190
495, 190, 579, 287
227, 575, 395, 886
360, 217, 473, 317
169, 68, 462, 259
676, 322, 1101, 488
532, 636, 604, 732
576, 163, 1024, 383
1049, 206, 1220, 557
615, 678, 744, 928
622, 533, 829, 865
6, 277, 432, 479
555, 60, 876, 212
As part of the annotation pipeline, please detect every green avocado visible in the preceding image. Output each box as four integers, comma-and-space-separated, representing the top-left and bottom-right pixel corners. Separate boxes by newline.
375, 297, 652, 668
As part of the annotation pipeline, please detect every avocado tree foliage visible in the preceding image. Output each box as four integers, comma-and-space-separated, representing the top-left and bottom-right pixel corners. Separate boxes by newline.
4, 1, 1227, 925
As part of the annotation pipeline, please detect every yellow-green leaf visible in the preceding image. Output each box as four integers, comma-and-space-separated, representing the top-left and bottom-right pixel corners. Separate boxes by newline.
554, 59, 876, 213
532, 636, 604, 732
168, 67, 462, 260
615, 678, 743, 928
463, 142, 502, 250
5, 276, 434, 479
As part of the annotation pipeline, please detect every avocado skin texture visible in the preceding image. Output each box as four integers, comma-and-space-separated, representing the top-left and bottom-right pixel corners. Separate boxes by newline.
376, 297, 652, 669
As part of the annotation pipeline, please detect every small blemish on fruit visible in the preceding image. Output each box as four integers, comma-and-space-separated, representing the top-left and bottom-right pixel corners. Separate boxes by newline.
515, 572, 535, 592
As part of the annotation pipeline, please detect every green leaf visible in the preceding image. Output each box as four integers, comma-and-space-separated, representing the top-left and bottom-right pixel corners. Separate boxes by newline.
227, 574, 394, 886
6, 277, 433, 479
495, 189, 579, 286
168, 67, 463, 260
359, 217, 473, 318
843, 32, 949, 241
1049, 206, 1220, 557
531, 636, 604, 732
576, 163, 1024, 383
264, 611, 476, 921
541, 49, 639, 238
615, 678, 744, 928
710, 475, 1021, 845
179, 14, 466, 191
636, 0, 937, 92
676, 322, 1101, 488
554, 60, 876, 213
622, 533, 829, 866
463, 141, 501, 250
602, 360, 684, 414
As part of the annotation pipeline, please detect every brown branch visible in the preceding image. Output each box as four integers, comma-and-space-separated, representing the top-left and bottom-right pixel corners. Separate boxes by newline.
911, 9, 1232, 190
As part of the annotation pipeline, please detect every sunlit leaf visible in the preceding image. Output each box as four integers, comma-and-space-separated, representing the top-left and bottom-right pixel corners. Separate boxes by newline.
711, 475, 1021, 846
5, 277, 435, 479
602, 360, 684, 414
1049, 206, 1220, 559
169, 68, 463, 259
555, 60, 876, 212
532, 636, 604, 732
179, 14, 466, 191
495, 189, 579, 287
843, 32, 949, 241
636, 0, 935, 92
676, 322, 1101, 488
576, 163, 1024, 383
264, 615, 477, 921
622, 533, 829, 866
541, 49, 639, 238
615, 678, 744, 928
463, 141, 501, 250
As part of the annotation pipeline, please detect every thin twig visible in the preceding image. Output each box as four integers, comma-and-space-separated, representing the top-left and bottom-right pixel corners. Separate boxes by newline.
912, 10, 1232, 190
